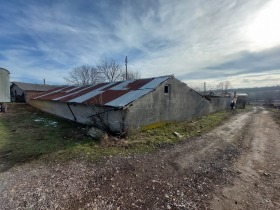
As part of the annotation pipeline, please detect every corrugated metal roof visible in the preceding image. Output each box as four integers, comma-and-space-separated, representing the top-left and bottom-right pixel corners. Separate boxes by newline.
12, 81, 61, 92
105, 89, 151, 107
30, 75, 173, 108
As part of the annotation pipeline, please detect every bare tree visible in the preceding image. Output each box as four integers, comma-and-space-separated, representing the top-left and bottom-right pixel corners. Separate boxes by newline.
95, 58, 123, 82
120, 69, 141, 80
217, 81, 232, 92
65, 58, 141, 85
225, 81, 232, 90
64, 65, 102, 85
217, 82, 224, 91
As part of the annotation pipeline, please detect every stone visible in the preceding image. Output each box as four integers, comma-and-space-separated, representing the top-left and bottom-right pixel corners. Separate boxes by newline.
173, 131, 183, 138
87, 127, 106, 140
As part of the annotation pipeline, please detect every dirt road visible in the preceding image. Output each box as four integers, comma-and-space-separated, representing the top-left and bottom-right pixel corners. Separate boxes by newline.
0, 107, 280, 209
211, 107, 280, 210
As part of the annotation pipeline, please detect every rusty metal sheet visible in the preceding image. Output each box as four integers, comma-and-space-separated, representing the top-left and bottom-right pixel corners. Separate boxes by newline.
31, 75, 172, 108
139, 76, 170, 89
33, 86, 71, 99
84, 90, 129, 105
105, 89, 151, 107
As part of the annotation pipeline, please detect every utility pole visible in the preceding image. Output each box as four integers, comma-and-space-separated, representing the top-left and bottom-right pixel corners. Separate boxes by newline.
204, 82, 206, 94
125, 56, 128, 80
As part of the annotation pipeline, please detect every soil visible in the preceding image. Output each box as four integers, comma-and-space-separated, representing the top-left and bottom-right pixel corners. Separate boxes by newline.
0, 106, 280, 209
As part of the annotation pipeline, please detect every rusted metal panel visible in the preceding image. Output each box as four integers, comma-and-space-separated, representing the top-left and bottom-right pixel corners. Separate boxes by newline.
105, 89, 151, 107
125, 78, 153, 89
139, 76, 171, 89
31, 75, 172, 108
33, 86, 71, 99
100, 81, 121, 91
55, 86, 97, 101
84, 90, 130, 105
109, 80, 135, 90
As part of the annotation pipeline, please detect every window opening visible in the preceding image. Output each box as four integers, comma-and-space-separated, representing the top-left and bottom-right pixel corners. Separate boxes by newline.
164, 85, 170, 94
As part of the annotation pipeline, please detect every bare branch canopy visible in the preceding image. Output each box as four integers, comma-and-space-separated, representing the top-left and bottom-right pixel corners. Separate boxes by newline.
64, 57, 141, 85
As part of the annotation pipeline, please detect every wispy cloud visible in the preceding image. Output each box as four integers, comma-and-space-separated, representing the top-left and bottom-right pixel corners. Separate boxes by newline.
0, 0, 279, 88
206, 46, 280, 73
180, 46, 280, 80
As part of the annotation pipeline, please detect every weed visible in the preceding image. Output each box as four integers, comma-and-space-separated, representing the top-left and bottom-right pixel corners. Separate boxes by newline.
0, 103, 249, 172
271, 108, 280, 126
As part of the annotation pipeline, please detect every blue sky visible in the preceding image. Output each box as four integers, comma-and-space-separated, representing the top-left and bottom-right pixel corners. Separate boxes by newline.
0, 0, 280, 89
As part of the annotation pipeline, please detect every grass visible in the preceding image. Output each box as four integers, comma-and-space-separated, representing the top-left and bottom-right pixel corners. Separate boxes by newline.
0, 104, 95, 171
0, 103, 250, 172
127, 110, 233, 148
270, 108, 280, 126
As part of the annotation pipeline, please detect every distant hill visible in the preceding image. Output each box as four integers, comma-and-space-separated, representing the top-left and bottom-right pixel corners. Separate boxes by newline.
228, 86, 280, 103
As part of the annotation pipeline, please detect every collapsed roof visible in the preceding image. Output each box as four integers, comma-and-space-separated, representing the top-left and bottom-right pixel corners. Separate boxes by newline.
31, 75, 173, 108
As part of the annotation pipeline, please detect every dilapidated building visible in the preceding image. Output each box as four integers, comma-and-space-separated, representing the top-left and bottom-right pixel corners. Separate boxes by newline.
10, 82, 60, 102
29, 75, 231, 134
231, 92, 248, 109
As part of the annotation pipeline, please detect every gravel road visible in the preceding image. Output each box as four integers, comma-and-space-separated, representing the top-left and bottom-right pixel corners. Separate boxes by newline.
0, 106, 279, 209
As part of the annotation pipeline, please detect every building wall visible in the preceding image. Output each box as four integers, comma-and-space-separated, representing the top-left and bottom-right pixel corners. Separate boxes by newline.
29, 78, 231, 133
126, 78, 231, 130
236, 96, 247, 109
10, 85, 44, 102
10, 85, 24, 96
10, 85, 25, 102
208, 96, 232, 112
28, 100, 125, 133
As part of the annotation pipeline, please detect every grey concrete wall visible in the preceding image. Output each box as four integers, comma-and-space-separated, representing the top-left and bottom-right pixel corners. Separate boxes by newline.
11, 85, 24, 97
10, 85, 25, 102
208, 96, 232, 113
126, 78, 230, 130
29, 78, 231, 133
29, 100, 125, 133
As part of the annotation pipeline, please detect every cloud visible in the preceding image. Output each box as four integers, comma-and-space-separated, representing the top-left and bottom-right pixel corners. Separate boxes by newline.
207, 46, 280, 73
0, 0, 278, 88
186, 71, 280, 89
179, 45, 280, 81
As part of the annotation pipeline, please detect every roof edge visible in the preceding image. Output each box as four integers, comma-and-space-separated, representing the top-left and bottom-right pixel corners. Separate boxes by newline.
0, 68, 10, 74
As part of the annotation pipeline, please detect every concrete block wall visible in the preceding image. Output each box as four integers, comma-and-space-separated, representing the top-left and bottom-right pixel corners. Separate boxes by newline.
126, 78, 230, 130
208, 96, 232, 113
29, 100, 125, 132
29, 78, 231, 134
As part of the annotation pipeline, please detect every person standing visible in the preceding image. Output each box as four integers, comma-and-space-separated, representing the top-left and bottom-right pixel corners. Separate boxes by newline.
230, 101, 235, 111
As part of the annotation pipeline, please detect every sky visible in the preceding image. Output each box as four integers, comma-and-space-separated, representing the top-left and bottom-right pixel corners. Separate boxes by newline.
0, 0, 280, 89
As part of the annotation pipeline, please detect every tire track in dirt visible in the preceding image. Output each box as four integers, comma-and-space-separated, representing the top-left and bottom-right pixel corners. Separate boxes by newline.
167, 109, 254, 171
1, 107, 280, 209
211, 107, 280, 210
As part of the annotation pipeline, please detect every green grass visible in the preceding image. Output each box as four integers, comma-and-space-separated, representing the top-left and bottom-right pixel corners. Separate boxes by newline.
126, 110, 233, 148
271, 108, 280, 126
0, 104, 94, 171
0, 103, 251, 172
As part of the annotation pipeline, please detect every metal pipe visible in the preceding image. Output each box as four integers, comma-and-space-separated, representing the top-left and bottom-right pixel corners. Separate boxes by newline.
66, 102, 77, 121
